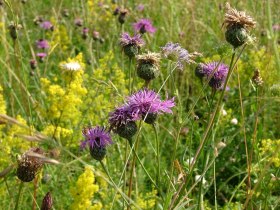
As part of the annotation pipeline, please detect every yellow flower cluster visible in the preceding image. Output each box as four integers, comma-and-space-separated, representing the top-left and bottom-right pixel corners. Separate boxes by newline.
259, 139, 280, 167
87, 0, 116, 24
40, 53, 87, 146
70, 166, 102, 210
0, 115, 33, 168
42, 125, 73, 140
135, 189, 157, 209
83, 50, 128, 125
0, 85, 6, 114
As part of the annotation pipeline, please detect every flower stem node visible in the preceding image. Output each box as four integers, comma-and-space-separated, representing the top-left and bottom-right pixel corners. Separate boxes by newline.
142, 112, 157, 124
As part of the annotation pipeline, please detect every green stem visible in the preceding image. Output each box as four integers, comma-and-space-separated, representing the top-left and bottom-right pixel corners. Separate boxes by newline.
153, 123, 160, 185
14, 181, 24, 210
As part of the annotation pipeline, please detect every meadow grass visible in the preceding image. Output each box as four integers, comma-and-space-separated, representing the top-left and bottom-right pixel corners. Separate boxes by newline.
0, 0, 279, 209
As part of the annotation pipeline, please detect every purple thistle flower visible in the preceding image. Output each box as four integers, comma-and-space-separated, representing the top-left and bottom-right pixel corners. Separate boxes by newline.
161, 42, 202, 70
120, 32, 145, 47
136, 4, 145, 12
74, 18, 83, 27
36, 39, 49, 49
203, 62, 229, 89
40, 21, 53, 30
109, 105, 139, 129
80, 126, 113, 149
127, 89, 175, 116
36, 52, 47, 62
133, 19, 156, 34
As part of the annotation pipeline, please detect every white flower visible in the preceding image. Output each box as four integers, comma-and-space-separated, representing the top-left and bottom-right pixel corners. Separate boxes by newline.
195, 175, 207, 185
222, 109, 227, 116
60, 62, 82, 71
185, 157, 194, 166
231, 118, 238, 125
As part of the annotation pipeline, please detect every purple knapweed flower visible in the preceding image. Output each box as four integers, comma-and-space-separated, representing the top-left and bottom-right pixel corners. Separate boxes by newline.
161, 42, 201, 70
127, 89, 175, 116
133, 19, 156, 34
109, 105, 139, 129
120, 33, 145, 58
74, 18, 83, 27
272, 24, 280, 31
36, 39, 49, 49
40, 21, 53, 30
120, 32, 145, 47
80, 126, 113, 149
203, 62, 229, 89
36, 52, 47, 62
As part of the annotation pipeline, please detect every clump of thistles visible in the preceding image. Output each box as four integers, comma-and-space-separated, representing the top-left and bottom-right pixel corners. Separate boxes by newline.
80, 126, 113, 161
120, 33, 145, 58
161, 42, 202, 70
223, 3, 256, 48
109, 89, 175, 140
136, 52, 161, 82
195, 62, 229, 90
17, 148, 44, 182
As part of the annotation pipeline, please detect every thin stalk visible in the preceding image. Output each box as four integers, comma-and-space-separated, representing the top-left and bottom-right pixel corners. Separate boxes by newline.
152, 123, 160, 185
14, 181, 24, 210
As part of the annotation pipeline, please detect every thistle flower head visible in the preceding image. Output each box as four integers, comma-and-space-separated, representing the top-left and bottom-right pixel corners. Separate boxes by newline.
109, 105, 139, 129
223, 3, 256, 30
74, 18, 83, 27
133, 18, 156, 34
41, 192, 53, 210
40, 21, 53, 30
252, 69, 263, 86
127, 89, 175, 116
80, 126, 113, 149
203, 62, 229, 89
161, 42, 202, 70
119, 33, 145, 47
36, 39, 49, 49
136, 52, 161, 67
36, 52, 47, 62
17, 148, 44, 182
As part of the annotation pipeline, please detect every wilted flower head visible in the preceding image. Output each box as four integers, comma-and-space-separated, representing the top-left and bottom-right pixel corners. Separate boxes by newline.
223, 3, 256, 30
252, 69, 263, 86
120, 33, 145, 58
118, 8, 129, 24
36, 39, 49, 49
136, 52, 161, 81
127, 89, 175, 119
161, 42, 202, 70
17, 148, 44, 182
74, 18, 83, 27
59, 53, 85, 71
202, 62, 229, 89
8, 22, 22, 40
133, 18, 156, 34
40, 21, 53, 30
30, 59, 37, 70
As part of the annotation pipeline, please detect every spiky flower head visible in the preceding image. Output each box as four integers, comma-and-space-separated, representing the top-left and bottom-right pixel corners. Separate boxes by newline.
59, 53, 85, 71
109, 105, 138, 139
161, 42, 202, 70
136, 52, 161, 81
120, 33, 145, 58
41, 192, 53, 210
17, 148, 44, 182
223, 3, 256, 30
36, 39, 49, 49
127, 89, 175, 124
203, 62, 229, 90
80, 126, 113, 161
118, 8, 129, 24
133, 18, 156, 34
223, 3, 256, 48
252, 69, 263, 87
74, 18, 83, 27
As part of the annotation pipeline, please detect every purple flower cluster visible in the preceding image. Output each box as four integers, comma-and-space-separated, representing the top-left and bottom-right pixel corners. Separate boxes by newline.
133, 19, 156, 34
161, 42, 201, 70
40, 21, 53, 30
120, 33, 145, 47
196, 62, 229, 89
80, 126, 113, 149
109, 89, 175, 129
